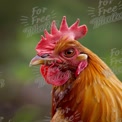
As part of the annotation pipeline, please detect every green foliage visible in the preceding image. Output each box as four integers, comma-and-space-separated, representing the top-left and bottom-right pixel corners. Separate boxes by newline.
12, 105, 40, 122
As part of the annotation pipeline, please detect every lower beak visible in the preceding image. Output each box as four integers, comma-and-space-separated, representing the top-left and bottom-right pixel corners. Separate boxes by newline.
29, 55, 45, 67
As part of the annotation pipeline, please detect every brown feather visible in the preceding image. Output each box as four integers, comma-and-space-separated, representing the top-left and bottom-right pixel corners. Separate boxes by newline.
51, 39, 122, 122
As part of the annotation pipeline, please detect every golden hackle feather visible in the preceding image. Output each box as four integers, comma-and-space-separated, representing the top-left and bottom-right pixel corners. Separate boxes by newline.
51, 39, 122, 122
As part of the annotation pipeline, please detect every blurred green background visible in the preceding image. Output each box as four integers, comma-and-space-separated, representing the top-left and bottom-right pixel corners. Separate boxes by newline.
0, 0, 122, 121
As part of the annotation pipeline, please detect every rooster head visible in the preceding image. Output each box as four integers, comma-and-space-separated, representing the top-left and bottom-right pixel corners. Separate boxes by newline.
30, 16, 88, 86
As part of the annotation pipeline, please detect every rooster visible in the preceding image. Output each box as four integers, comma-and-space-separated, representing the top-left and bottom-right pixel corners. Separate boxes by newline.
30, 16, 122, 122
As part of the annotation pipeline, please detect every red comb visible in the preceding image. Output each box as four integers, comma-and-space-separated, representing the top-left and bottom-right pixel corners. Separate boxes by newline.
36, 16, 88, 56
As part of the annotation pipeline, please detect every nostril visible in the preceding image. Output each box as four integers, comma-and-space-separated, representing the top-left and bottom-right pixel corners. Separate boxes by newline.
40, 54, 50, 58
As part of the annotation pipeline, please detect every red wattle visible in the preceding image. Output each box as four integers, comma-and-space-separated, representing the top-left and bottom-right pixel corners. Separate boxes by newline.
40, 65, 70, 86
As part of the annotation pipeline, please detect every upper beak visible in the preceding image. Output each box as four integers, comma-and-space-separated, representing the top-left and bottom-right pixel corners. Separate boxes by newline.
29, 55, 45, 67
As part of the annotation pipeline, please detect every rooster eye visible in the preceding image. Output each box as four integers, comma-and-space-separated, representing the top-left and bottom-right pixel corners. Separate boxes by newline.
63, 48, 75, 58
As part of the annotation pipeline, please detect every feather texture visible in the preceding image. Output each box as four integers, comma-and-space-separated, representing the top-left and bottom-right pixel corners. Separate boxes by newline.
30, 16, 122, 122
51, 41, 122, 122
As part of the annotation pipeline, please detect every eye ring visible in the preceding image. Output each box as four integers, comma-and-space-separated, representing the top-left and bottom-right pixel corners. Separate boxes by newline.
63, 48, 76, 58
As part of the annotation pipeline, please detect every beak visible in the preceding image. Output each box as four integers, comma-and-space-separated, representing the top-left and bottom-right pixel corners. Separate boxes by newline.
29, 55, 45, 67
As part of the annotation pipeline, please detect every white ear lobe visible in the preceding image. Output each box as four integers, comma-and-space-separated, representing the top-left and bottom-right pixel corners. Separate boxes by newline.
77, 54, 88, 61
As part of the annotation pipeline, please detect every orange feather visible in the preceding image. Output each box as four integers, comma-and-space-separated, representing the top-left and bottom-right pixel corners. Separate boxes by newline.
51, 39, 122, 122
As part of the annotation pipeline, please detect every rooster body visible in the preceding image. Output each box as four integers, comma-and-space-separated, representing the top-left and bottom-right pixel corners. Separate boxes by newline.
30, 16, 122, 122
